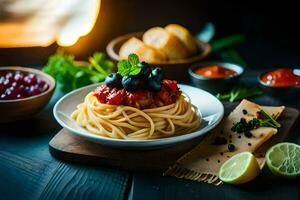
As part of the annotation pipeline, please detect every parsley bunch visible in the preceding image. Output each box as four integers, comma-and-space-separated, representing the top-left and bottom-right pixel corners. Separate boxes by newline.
43, 51, 113, 92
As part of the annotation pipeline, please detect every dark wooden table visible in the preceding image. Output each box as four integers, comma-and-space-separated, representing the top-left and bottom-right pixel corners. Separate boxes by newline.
0, 70, 299, 200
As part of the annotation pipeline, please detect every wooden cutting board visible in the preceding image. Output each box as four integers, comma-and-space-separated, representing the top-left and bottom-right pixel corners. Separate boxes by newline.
49, 104, 299, 174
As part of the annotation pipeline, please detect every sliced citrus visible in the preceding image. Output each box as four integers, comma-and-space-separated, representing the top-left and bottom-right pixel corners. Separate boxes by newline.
219, 152, 260, 184
266, 142, 300, 178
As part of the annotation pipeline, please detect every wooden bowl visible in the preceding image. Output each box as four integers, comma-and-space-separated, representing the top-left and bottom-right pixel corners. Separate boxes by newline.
106, 32, 211, 82
0, 66, 56, 123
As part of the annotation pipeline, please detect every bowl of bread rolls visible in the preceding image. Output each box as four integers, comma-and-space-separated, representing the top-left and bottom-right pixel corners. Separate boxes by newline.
107, 24, 211, 82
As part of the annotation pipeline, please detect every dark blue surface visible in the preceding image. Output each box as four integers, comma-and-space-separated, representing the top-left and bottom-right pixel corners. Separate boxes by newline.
129, 70, 300, 200
0, 88, 129, 200
0, 70, 299, 200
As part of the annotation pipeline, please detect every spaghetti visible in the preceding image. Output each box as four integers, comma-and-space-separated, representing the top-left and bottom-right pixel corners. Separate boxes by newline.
71, 92, 201, 139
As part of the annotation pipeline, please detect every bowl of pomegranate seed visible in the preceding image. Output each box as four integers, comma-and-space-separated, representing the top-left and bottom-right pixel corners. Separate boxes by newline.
0, 66, 55, 122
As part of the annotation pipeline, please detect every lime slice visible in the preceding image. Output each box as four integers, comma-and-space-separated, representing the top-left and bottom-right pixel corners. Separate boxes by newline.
219, 152, 260, 184
266, 142, 300, 178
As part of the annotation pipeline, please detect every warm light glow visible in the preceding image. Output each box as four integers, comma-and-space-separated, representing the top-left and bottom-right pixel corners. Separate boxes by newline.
57, 0, 101, 46
0, 0, 101, 48
57, 34, 80, 47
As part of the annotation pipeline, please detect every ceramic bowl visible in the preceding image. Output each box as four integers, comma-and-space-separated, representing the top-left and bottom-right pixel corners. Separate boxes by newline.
0, 66, 55, 122
258, 69, 300, 98
53, 83, 224, 149
189, 61, 244, 93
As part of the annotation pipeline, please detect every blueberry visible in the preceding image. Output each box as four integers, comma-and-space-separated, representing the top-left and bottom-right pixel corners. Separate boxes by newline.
105, 73, 122, 87
146, 77, 162, 92
122, 76, 140, 92
151, 67, 164, 81
137, 61, 151, 78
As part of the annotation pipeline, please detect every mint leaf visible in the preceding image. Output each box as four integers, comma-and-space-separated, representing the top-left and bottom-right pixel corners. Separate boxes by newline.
118, 60, 131, 77
117, 53, 142, 77
129, 67, 141, 76
128, 54, 139, 66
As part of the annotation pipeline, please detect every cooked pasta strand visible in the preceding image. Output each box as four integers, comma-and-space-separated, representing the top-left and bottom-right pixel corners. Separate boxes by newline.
71, 93, 201, 139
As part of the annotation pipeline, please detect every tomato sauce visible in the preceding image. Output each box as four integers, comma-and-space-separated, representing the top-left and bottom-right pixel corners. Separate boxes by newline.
260, 68, 300, 87
93, 80, 181, 109
194, 65, 237, 79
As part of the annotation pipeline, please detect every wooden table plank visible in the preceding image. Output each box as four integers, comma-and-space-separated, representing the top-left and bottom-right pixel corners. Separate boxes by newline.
39, 163, 129, 200
0, 88, 131, 200
130, 171, 300, 200
0, 151, 59, 200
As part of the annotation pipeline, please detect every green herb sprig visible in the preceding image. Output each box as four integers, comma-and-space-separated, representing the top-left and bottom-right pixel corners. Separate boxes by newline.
231, 109, 281, 135
43, 51, 114, 92
217, 86, 263, 102
258, 109, 281, 128
117, 54, 141, 77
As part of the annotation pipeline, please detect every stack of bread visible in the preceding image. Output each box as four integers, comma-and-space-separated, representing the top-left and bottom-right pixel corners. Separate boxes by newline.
119, 24, 199, 63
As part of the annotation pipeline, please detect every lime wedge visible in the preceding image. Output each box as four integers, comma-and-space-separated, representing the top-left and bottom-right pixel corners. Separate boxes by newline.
219, 152, 260, 184
266, 142, 300, 178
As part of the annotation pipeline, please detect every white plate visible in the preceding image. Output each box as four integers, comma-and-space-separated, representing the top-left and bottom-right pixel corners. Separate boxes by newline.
53, 83, 224, 149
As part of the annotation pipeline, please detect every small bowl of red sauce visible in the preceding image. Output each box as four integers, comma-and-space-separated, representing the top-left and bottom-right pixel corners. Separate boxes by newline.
189, 61, 244, 93
0, 66, 55, 122
258, 68, 300, 97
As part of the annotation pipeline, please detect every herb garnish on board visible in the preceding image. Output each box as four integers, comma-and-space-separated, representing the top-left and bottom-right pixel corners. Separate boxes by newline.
231, 110, 281, 136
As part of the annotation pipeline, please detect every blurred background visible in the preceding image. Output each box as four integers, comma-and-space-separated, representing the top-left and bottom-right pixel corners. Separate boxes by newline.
0, 0, 299, 68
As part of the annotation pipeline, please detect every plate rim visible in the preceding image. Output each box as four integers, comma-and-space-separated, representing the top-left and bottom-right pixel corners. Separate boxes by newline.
53, 83, 224, 146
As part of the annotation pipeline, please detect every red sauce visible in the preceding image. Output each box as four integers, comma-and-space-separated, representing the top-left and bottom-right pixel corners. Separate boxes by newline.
194, 65, 237, 78
261, 68, 300, 87
93, 80, 181, 109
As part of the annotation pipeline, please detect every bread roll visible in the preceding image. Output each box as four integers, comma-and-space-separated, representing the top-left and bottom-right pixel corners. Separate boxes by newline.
165, 24, 198, 55
119, 37, 143, 59
119, 37, 167, 63
142, 27, 189, 60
